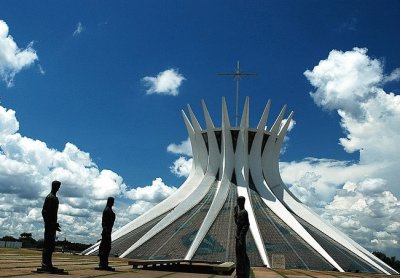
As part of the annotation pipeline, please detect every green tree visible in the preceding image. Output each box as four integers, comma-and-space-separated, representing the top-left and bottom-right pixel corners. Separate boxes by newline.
19, 232, 36, 248
373, 251, 400, 272
1, 235, 18, 242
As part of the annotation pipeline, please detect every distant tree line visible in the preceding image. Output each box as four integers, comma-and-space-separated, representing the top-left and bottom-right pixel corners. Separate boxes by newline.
0, 233, 91, 252
373, 251, 400, 272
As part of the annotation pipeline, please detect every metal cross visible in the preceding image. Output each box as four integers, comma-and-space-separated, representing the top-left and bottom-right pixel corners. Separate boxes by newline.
218, 61, 256, 126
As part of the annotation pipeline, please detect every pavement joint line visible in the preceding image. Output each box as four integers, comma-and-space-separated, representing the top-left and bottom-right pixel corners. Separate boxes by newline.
269, 268, 289, 278
156, 272, 177, 278
82, 272, 123, 278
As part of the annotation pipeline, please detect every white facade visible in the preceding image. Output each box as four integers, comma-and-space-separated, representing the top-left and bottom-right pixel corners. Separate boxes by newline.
83, 97, 398, 275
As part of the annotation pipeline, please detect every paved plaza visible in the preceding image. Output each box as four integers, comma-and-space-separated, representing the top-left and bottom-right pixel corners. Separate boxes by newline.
0, 248, 398, 278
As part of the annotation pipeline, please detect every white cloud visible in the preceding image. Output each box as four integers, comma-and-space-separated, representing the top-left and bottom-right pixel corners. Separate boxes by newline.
125, 177, 177, 203
127, 200, 157, 217
281, 47, 400, 256
124, 178, 177, 220
142, 69, 185, 96
0, 20, 38, 87
383, 68, 400, 83
167, 137, 193, 178
170, 156, 192, 178
0, 104, 128, 242
321, 178, 400, 252
0, 106, 19, 136
304, 48, 383, 117
303, 47, 400, 196
281, 158, 377, 207
73, 22, 84, 37
167, 138, 192, 156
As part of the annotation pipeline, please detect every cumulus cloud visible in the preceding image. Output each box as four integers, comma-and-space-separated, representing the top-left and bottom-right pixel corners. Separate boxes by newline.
142, 69, 185, 96
0, 104, 130, 242
73, 22, 84, 37
281, 47, 400, 256
0, 20, 38, 87
125, 177, 177, 203
167, 138, 192, 156
322, 179, 400, 252
281, 158, 375, 207
167, 138, 193, 178
170, 156, 193, 178
124, 178, 177, 219
303, 47, 400, 195
127, 200, 155, 217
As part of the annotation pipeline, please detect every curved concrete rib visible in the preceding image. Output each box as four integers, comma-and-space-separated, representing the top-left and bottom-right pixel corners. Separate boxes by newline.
188, 105, 208, 173
234, 97, 270, 266
185, 97, 235, 260
265, 110, 393, 275
269, 105, 286, 134
202, 100, 220, 176
182, 110, 199, 176
237, 181, 270, 267
257, 99, 271, 130
251, 119, 343, 271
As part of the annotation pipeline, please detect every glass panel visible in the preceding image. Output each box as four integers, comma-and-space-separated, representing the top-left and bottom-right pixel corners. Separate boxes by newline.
126, 181, 218, 260
249, 173, 333, 270
295, 216, 381, 273
193, 182, 263, 265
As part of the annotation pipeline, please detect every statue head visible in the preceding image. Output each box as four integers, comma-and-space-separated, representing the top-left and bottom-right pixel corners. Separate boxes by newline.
106, 197, 115, 208
51, 180, 61, 193
237, 196, 245, 209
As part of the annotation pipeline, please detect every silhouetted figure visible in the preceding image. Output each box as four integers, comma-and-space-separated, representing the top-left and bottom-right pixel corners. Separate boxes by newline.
234, 196, 250, 278
40, 180, 64, 273
98, 197, 115, 271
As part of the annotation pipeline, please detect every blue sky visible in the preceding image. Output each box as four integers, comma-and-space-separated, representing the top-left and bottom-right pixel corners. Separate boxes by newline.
1, 1, 400, 257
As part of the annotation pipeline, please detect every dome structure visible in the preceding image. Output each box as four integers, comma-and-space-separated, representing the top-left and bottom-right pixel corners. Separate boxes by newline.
83, 97, 398, 275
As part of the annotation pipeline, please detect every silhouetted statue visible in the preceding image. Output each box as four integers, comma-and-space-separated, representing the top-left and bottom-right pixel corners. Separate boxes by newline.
40, 180, 64, 273
97, 197, 116, 271
234, 196, 250, 278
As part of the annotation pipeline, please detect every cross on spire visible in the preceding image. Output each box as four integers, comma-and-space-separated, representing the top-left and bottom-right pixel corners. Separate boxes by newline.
218, 61, 256, 126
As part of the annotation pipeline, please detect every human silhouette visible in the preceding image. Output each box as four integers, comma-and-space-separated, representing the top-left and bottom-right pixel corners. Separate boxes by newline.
97, 197, 116, 271
234, 196, 250, 278
41, 180, 63, 272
